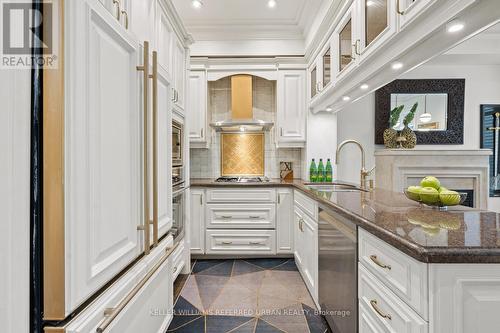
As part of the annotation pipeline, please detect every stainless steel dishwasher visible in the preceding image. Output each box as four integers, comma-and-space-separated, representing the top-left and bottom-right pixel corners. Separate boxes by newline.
318, 206, 358, 333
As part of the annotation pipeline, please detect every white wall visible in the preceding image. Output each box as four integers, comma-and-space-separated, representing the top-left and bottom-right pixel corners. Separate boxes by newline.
336, 94, 376, 184
335, 63, 500, 211
0, 70, 31, 332
305, 110, 338, 180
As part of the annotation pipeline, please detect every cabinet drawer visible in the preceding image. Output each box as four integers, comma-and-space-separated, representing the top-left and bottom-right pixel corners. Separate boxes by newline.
359, 299, 386, 333
294, 190, 318, 220
207, 188, 276, 203
359, 229, 428, 320
206, 230, 276, 255
171, 239, 185, 281
105, 257, 173, 333
358, 264, 428, 333
206, 204, 276, 229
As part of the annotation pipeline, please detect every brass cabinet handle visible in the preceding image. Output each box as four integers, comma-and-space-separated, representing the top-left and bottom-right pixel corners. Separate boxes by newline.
221, 216, 232, 219
249, 241, 262, 245
150, 51, 159, 247
112, 0, 121, 21
370, 300, 392, 320
200, 128, 204, 138
299, 218, 304, 232
136, 41, 150, 254
200, 195, 203, 205
221, 241, 233, 245
278, 194, 281, 204
280, 127, 284, 137
249, 216, 261, 219
171, 87, 176, 101
397, 0, 405, 15
173, 266, 178, 273
121, 10, 128, 29
353, 40, 361, 56
370, 255, 391, 270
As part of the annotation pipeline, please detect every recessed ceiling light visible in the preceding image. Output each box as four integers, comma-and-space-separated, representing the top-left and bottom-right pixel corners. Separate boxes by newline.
360, 84, 369, 90
366, 0, 375, 6
326, 107, 333, 112
343, 96, 351, 101
192, 0, 203, 9
447, 19, 465, 33
391, 62, 403, 70
268, 0, 277, 8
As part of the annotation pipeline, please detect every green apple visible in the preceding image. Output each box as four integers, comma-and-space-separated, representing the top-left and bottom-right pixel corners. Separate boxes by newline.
420, 176, 441, 190
419, 187, 440, 205
406, 186, 423, 201
439, 190, 461, 206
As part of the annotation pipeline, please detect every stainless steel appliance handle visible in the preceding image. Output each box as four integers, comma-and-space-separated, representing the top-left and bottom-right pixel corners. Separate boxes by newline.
136, 41, 150, 255
96, 243, 179, 333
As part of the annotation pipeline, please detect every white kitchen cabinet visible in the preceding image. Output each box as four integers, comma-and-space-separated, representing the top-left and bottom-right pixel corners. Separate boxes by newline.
129, 0, 156, 48
397, 0, 437, 30
206, 203, 276, 229
206, 229, 276, 255
155, 65, 173, 240
294, 206, 318, 302
156, 0, 174, 74
64, 237, 175, 333
188, 70, 208, 147
355, 0, 398, 62
65, 0, 143, 314
190, 189, 205, 254
276, 188, 294, 254
172, 37, 187, 111
276, 70, 307, 147
333, 1, 359, 82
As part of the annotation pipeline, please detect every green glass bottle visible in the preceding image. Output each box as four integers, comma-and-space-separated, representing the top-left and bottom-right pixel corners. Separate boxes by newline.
309, 159, 318, 183
317, 159, 325, 182
326, 158, 333, 182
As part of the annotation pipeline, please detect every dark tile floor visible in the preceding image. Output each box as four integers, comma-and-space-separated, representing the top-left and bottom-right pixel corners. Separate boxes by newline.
167, 259, 331, 333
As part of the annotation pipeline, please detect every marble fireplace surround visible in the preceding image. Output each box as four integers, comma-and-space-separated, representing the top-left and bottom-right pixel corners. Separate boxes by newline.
375, 149, 492, 209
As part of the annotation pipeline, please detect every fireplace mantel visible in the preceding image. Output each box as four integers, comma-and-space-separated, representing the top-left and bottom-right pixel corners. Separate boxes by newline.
375, 149, 492, 209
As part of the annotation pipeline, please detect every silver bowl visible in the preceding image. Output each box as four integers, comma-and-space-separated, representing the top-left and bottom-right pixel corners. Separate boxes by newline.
404, 190, 467, 211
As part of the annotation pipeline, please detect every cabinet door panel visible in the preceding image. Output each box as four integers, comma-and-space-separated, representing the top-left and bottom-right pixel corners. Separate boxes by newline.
277, 70, 306, 145
188, 71, 207, 143
129, 0, 155, 46
157, 67, 173, 239
156, 3, 174, 74
67, 0, 141, 313
190, 189, 205, 254
277, 189, 294, 254
173, 38, 186, 110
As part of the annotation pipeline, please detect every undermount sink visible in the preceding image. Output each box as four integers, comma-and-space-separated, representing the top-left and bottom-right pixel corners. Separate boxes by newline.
304, 183, 368, 192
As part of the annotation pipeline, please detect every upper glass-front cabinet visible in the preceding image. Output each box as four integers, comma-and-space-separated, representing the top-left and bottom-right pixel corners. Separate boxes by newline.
310, 66, 318, 98
357, 0, 397, 60
332, 3, 357, 81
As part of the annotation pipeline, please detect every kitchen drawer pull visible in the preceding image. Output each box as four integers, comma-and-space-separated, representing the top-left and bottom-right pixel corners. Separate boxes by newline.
370, 255, 391, 270
370, 300, 392, 320
249, 216, 260, 219
249, 241, 262, 245
221, 241, 233, 245
221, 216, 232, 219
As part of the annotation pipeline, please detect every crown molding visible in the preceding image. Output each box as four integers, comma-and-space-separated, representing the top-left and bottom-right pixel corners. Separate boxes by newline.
160, 0, 194, 45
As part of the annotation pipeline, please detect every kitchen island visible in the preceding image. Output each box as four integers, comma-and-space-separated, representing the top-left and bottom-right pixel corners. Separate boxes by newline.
190, 178, 500, 333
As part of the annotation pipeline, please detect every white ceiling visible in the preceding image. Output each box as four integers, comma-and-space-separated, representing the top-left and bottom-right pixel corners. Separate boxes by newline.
172, 0, 324, 42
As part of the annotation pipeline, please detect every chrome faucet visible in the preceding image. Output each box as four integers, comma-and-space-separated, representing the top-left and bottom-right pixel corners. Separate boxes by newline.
336, 140, 375, 190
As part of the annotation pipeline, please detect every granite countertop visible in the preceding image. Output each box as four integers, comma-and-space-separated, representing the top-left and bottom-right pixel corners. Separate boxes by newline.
191, 178, 500, 264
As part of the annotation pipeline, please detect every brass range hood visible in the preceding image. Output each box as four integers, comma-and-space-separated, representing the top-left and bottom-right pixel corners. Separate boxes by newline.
210, 75, 274, 132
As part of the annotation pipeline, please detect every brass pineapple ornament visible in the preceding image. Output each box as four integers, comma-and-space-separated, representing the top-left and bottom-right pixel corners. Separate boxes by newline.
384, 105, 404, 148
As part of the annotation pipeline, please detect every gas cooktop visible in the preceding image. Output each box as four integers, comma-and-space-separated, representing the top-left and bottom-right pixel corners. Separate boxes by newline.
215, 176, 270, 183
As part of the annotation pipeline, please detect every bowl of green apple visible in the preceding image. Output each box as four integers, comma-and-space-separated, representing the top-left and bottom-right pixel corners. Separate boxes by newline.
404, 176, 467, 211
